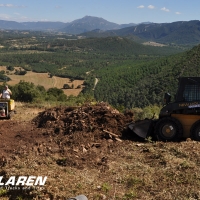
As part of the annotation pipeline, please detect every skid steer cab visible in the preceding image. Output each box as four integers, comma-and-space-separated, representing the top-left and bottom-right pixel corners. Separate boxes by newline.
0, 99, 15, 119
129, 77, 200, 142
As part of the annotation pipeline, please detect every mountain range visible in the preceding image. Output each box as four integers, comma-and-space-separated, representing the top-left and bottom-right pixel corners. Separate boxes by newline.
79, 20, 200, 45
0, 16, 200, 45
0, 16, 138, 33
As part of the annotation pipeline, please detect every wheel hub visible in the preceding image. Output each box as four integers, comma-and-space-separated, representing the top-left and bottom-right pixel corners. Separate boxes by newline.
162, 124, 175, 137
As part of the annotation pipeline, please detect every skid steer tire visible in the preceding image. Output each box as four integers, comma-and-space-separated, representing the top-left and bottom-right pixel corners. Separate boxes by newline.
190, 120, 200, 141
8, 111, 14, 119
155, 117, 183, 142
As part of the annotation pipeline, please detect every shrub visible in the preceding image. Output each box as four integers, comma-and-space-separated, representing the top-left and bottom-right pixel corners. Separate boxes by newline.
6, 66, 14, 71
12, 81, 43, 102
47, 87, 67, 101
63, 84, 71, 89
14, 70, 27, 75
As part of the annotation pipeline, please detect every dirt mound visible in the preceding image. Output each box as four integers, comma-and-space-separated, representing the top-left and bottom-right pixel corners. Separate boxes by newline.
34, 102, 133, 136
32, 102, 134, 169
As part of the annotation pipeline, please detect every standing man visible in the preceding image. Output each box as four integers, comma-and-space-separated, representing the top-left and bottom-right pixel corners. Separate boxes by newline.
0, 85, 12, 99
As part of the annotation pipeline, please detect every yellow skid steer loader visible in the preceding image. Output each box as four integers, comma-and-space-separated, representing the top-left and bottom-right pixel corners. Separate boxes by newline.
129, 77, 200, 141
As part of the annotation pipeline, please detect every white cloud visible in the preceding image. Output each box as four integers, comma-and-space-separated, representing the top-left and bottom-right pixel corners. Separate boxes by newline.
137, 5, 144, 9
0, 13, 11, 20
0, 4, 25, 8
0, 12, 29, 22
175, 12, 181, 15
148, 5, 155, 9
161, 7, 170, 12
55, 6, 61, 9
0, 4, 15, 7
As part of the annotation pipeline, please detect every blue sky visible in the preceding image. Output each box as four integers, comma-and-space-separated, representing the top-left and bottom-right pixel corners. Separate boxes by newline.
0, 0, 199, 24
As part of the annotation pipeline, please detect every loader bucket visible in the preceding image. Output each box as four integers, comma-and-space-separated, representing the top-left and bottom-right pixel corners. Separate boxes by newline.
128, 119, 153, 139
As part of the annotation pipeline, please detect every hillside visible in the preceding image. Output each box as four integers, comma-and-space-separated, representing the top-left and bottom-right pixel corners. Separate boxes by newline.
126, 20, 200, 45
60, 16, 138, 34
82, 44, 200, 108
0, 30, 196, 109
81, 20, 200, 46
0, 34, 183, 78
62, 37, 180, 55
60, 16, 121, 34
0, 102, 200, 199
0, 20, 67, 31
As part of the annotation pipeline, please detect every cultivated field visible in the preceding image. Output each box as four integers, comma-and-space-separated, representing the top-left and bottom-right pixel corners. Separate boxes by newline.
142, 41, 167, 47
0, 66, 84, 96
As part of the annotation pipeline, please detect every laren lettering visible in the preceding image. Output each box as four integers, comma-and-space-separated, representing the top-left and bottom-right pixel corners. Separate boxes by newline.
0, 176, 47, 186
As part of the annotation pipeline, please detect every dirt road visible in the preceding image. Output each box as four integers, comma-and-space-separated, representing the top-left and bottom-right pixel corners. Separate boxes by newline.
93, 78, 99, 90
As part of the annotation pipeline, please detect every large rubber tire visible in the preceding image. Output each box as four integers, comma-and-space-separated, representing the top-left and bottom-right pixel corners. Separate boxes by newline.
190, 120, 200, 141
155, 117, 183, 141
8, 111, 14, 119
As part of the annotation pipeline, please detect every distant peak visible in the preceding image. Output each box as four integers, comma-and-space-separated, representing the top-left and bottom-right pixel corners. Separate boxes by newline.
82, 16, 103, 20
